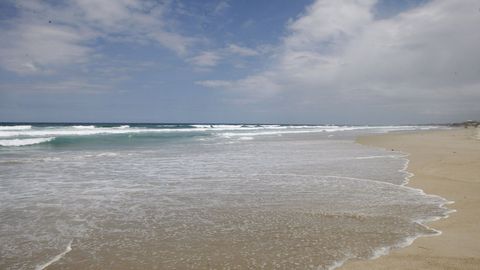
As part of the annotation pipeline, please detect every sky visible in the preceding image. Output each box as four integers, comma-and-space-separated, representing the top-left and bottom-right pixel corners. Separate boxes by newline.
0, 0, 479, 124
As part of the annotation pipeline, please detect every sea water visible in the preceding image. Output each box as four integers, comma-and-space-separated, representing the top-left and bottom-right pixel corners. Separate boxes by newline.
0, 124, 451, 269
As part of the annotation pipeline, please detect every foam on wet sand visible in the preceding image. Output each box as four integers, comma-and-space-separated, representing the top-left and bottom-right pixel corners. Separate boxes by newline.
341, 127, 480, 269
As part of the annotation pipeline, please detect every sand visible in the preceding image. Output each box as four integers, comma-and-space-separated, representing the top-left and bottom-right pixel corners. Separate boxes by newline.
340, 127, 480, 270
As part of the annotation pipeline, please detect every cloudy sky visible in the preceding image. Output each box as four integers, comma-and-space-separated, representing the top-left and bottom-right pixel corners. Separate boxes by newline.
0, 0, 479, 124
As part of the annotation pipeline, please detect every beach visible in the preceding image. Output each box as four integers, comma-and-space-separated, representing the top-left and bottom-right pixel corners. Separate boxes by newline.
341, 128, 480, 269
0, 124, 450, 269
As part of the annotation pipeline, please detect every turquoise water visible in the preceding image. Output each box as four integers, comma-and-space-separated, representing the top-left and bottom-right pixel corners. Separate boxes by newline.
0, 124, 451, 269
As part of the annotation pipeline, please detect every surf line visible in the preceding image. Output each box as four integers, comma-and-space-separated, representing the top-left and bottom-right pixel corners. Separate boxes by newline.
35, 240, 73, 270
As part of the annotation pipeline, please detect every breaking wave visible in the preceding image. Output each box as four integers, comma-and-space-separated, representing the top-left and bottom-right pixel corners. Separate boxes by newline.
0, 125, 32, 130
0, 137, 55, 147
0, 124, 442, 147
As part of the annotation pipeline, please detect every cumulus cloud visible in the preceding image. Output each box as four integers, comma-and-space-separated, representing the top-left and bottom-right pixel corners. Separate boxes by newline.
198, 0, 480, 122
0, 0, 193, 74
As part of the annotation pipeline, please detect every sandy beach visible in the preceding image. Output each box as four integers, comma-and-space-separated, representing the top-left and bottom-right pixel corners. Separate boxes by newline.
341, 128, 480, 269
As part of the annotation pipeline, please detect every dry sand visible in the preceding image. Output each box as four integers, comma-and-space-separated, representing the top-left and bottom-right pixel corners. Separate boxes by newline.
341, 128, 480, 270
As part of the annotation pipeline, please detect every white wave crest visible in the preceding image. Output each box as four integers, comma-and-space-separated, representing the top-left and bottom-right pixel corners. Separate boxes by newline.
0, 125, 32, 130
192, 124, 246, 129
72, 125, 96, 129
354, 155, 399, 160
0, 125, 442, 139
96, 152, 118, 157
0, 137, 55, 146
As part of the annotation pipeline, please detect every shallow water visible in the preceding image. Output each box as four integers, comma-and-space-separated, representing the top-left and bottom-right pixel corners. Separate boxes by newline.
0, 124, 450, 269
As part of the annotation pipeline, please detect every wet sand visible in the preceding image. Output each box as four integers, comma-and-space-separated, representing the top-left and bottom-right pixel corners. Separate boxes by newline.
341, 128, 480, 269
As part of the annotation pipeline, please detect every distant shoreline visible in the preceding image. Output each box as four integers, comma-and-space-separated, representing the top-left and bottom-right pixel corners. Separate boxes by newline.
0, 121, 461, 126
341, 128, 480, 269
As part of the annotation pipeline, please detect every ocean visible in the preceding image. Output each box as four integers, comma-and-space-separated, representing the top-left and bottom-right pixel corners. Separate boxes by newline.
0, 124, 452, 269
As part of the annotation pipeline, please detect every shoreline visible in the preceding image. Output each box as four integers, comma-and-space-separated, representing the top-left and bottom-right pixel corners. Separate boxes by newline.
340, 128, 480, 269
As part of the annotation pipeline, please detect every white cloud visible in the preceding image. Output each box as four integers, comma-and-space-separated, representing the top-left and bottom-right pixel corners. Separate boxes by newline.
189, 44, 261, 69
0, 23, 94, 74
213, 0, 230, 15
189, 51, 222, 67
0, 0, 193, 74
227, 44, 259, 56
284, 0, 374, 51
196, 80, 232, 88
0, 79, 112, 94
198, 0, 480, 122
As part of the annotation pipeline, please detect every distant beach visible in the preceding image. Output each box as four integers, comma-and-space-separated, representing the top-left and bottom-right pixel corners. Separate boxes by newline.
342, 128, 480, 269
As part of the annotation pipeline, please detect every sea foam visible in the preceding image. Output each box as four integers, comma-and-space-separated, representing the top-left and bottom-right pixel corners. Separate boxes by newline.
35, 240, 72, 270
0, 125, 32, 130
72, 125, 96, 129
0, 137, 55, 146
0, 125, 452, 269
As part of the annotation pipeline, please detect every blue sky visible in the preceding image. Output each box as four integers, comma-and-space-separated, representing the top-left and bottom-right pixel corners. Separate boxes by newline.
0, 0, 479, 124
